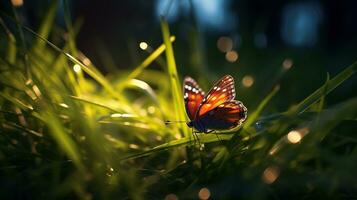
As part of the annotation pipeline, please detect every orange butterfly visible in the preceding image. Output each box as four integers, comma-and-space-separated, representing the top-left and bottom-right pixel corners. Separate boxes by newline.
183, 75, 247, 133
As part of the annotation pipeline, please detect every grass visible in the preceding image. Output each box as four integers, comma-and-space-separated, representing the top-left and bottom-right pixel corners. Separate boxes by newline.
1, 3, 357, 200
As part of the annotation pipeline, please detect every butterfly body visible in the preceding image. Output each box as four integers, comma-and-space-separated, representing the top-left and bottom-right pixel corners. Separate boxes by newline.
184, 75, 247, 133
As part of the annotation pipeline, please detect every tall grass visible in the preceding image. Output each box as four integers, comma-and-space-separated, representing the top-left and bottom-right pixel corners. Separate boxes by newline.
1, 3, 357, 199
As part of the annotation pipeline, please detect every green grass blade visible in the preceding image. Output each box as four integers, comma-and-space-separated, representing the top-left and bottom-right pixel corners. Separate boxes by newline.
316, 73, 330, 112
33, 0, 59, 50
1, 11, 125, 100
160, 17, 190, 137
0, 17, 16, 64
3, 122, 43, 137
126, 79, 159, 103
41, 111, 83, 170
288, 61, 357, 115
119, 36, 175, 89
63, 0, 78, 56
309, 97, 357, 140
121, 133, 233, 160
69, 95, 121, 113
23, 25, 123, 100
0, 92, 33, 111
244, 85, 280, 128
0, 11, 118, 100
10, 6, 30, 79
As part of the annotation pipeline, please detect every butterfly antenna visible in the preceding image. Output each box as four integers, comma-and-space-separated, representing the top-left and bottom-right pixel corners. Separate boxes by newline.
164, 120, 187, 125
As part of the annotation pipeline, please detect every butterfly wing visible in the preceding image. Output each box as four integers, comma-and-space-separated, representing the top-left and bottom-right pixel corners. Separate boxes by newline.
183, 76, 205, 120
199, 100, 247, 130
197, 75, 235, 117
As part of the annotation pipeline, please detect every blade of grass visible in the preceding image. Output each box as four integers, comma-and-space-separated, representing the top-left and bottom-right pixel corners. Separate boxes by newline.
69, 95, 121, 113
287, 61, 357, 115
0, 17, 16, 64
41, 110, 83, 170
125, 79, 159, 103
121, 133, 233, 160
0, 92, 33, 110
118, 36, 175, 90
160, 17, 190, 137
270, 97, 357, 156
10, 5, 30, 79
308, 97, 357, 141
0, 11, 122, 101
3, 122, 43, 137
33, 0, 59, 50
24, 25, 122, 100
63, 0, 77, 56
244, 85, 280, 128
316, 73, 330, 112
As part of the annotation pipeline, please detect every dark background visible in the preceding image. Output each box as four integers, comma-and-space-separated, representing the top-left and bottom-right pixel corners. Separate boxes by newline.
2, 0, 357, 110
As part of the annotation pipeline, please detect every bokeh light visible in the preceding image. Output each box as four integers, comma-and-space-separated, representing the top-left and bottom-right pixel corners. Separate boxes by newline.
164, 193, 178, 200
281, 2, 323, 47
174, 133, 182, 139
198, 187, 211, 200
11, 0, 23, 6
73, 64, 81, 73
155, 0, 236, 31
32, 85, 41, 97
129, 144, 139, 149
262, 166, 280, 184
59, 103, 69, 108
287, 128, 309, 144
287, 130, 302, 144
282, 58, 293, 70
139, 42, 148, 50
147, 106, 156, 114
83, 57, 92, 66
217, 37, 233, 53
156, 135, 162, 141
225, 50, 238, 62
242, 75, 254, 87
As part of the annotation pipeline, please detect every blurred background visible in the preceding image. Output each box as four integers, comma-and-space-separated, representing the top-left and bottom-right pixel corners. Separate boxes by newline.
2, 0, 356, 110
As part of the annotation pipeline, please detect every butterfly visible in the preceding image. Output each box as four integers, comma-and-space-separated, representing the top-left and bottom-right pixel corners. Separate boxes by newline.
183, 75, 247, 133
